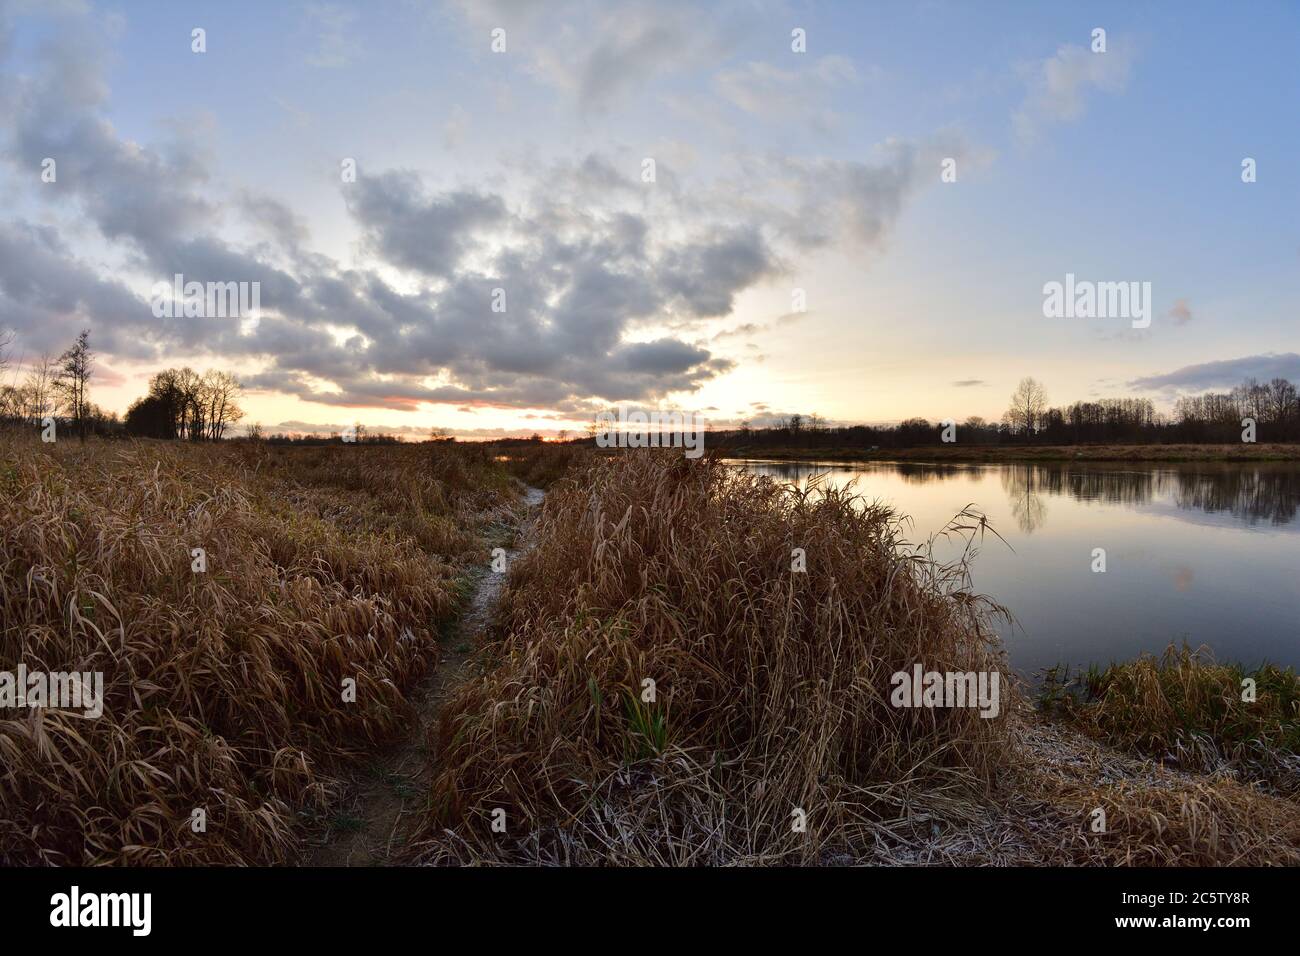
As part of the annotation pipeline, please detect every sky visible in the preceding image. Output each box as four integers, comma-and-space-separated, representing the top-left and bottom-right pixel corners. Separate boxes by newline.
0, 0, 1297, 438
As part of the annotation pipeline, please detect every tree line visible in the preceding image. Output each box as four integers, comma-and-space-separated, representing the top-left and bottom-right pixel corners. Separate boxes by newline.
5, 329, 1296, 449
0, 329, 112, 440
712, 375, 1300, 450
0, 329, 246, 442
123, 367, 245, 440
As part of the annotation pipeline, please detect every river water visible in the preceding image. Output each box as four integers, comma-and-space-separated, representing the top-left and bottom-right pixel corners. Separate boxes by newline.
731, 458, 1300, 676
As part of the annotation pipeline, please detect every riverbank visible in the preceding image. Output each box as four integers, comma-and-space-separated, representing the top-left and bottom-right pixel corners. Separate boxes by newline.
415, 449, 1300, 866
716, 442, 1300, 464
3, 436, 1294, 866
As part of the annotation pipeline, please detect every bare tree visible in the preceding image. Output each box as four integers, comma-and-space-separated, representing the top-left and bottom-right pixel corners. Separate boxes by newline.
24, 353, 58, 426
1267, 378, 1297, 425
0, 384, 21, 421
1004, 377, 1048, 438
200, 369, 244, 440
146, 367, 185, 438
54, 330, 93, 442
0, 328, 13, 379
172, 367, 205, 440
0, 331, 18, 423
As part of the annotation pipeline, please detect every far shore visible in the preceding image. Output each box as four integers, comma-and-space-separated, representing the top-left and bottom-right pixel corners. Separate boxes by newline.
711, 442, 1300, 464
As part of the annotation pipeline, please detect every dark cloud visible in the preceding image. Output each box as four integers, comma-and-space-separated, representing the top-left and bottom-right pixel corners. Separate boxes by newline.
238, 192, 310, 253
0, 8, 764, 412
0, 1, 958, 419
573, 155, 639, 195
5, 17, 215, 257
615, 338, 715, 375
1129, 354, 1300, 391
0, 219, 153, 357
344, 171, 507, 278
660, 226, 775, 317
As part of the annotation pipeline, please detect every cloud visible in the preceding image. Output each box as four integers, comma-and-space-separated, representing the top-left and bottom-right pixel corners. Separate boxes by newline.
1014, 40, 1134, 141
0, 10, 759, 412
616, 338, 716, 375
658, 225, 776, 317
952, 379, 986, 387
571, 16, 692, 111
0, 1, 966, 420
710, 322, 764, 342
238, 192, 310, 253
0, 220, 153, 357
264, 419, 569, 440
1167, 298, 1192, 325
193, 160, 770, 411
345, 172, 508, 278
447, 0, 740, 112
94, 361, 127, 387
714, 55, 861, 127
1129, 353, 1300, 391
268, 419, 423, 435
773, 135, 973, 250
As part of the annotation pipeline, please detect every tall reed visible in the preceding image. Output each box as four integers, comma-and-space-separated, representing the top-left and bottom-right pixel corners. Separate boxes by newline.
0, 436, 510, 864
419, 451, 1011, 864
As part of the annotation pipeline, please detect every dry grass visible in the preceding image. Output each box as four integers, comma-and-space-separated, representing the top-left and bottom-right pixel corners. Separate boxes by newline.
488, 442, 593, 489
1007, 713, 1300, 866
415, 451, 1012, 865
413, 448, 1300, 867
7, 435, 1293, 867
0, 434, 513, 865
1038, 645, 1300, 796
841, 712, 1300, 866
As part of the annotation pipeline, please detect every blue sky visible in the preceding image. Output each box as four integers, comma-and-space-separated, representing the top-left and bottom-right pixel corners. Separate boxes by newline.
0, 0, 1296, 436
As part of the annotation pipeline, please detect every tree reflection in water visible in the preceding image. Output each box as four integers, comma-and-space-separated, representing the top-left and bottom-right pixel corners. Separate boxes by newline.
731, 459, 1300, 533
1000, 465, 1049, 533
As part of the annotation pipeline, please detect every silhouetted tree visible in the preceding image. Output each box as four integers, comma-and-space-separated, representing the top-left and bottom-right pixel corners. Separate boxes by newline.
124, 394, 177, 438
1004, 377, 1047, 438
54, 330, 93, 442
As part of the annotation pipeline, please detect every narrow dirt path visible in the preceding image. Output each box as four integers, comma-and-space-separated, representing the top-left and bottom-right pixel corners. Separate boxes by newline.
303, 484, 544, 866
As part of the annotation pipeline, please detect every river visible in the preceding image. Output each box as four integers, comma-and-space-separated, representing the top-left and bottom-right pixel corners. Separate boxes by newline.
731, 458, 1300, 676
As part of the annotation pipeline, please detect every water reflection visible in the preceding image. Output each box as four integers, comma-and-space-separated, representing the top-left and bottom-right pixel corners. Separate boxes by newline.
734, 459, 1300, 533
729, 457, 1300, 672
